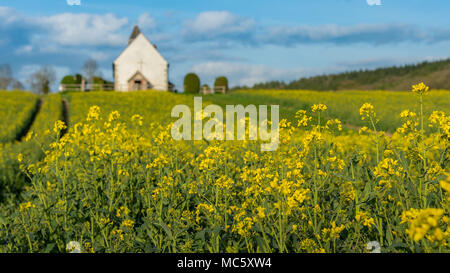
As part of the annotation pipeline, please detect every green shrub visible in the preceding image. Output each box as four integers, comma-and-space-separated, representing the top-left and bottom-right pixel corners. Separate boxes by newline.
61, 75, 76, 85
184, 73, 200, 94
74, 74, 84, 84
92, 77, 104, 85
214, 76, 229, 92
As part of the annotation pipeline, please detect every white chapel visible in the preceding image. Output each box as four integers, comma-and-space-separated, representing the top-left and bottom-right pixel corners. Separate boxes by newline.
113, 26, 169, 91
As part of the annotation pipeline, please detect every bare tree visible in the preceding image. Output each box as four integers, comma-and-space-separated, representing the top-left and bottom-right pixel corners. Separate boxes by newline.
83, 58, 99, 83
0, 64, 12, 90
10, 80, 24, 90
27, 66, 56, 94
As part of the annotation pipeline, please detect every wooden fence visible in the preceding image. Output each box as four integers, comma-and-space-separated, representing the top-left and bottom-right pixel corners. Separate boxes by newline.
59, 84, 115, 92
214, 86, 227, 94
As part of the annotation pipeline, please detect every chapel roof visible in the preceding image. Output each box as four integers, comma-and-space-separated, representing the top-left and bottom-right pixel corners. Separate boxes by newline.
129, 25, 141, 45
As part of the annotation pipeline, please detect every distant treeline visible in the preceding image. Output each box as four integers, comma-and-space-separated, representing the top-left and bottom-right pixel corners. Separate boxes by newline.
234, 59, 450, 91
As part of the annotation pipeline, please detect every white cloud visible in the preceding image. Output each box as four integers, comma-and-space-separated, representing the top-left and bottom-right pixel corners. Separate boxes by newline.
137, 13, 156, 30
34, 13, 129, 46
0, 6, 20, 25
262, 23, 427, 46
15, 44, 33, 54
180, 11, 441, 46
367, 0, 382, 6
182, 11, 255, 40
1, 7, 132, 48
85, 50, 111, 61
191, 61, 307, 87
27, 40, 113, 61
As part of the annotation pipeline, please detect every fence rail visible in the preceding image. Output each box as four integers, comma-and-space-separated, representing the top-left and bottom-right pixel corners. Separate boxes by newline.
59, 84, 225, 93
214, 86, 226, 94
200, 86, 227, 94
59, 84, 115, 92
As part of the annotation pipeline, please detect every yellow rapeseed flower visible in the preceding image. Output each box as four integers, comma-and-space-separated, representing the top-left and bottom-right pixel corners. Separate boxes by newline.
108, 111, 120, 122
17, 153, 23, 163
440, 174, 450, 195
53, 120, 67, 134
122, 219, 134, 229
360, 103, 375, 120
412, 82, 429, 94
311, 104, 327, 113
256, 207, 265, 219
401, 208, 444, 242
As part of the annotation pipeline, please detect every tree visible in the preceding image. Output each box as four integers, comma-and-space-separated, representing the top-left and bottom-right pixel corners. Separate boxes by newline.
74, 74, 84, 84
184, 73, 200, 93
28, 66, 56, 94
0, 64, 12, 90
82, 58, 99, 83
91, 76, 105, 91
92, 76, 105, 85
214, 76, 229, 92
10, 80, 24, 90
61, 75, 76, 85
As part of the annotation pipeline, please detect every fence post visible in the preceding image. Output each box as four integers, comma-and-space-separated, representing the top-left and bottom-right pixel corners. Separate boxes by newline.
81, 78, 85, 92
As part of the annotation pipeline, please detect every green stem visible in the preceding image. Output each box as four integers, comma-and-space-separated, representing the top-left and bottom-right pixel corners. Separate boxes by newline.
369, 116, 380, 164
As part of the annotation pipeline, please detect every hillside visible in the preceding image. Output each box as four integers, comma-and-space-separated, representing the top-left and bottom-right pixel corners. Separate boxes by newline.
240, 59, 450, 91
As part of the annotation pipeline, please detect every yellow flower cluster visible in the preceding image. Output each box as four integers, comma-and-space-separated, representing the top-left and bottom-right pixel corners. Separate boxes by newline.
355, 211, 375, 228
19, 202, 35, 211
360, 103, 375, 120
311, 104, 327, 113
53, 120, 67, 134
412, 82, 429, 94
322, 221, 345, 241
401, 208, 448, 242
295, 110, 312, 127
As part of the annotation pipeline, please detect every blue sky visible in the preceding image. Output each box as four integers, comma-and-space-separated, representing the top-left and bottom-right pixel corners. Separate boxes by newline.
1, 0, 450, 90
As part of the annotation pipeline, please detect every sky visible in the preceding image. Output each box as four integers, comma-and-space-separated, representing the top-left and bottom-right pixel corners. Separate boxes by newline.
1, 0, 450, 91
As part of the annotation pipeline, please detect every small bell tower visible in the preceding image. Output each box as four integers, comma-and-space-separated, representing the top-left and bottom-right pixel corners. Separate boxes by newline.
128, 25, 141, 45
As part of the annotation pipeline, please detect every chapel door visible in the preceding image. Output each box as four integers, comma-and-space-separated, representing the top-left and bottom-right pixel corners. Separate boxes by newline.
128, 72, 150, 91
133, 80, 142, 90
